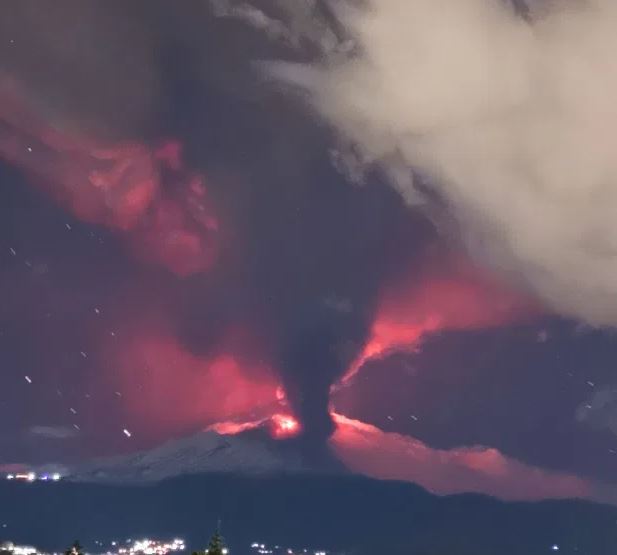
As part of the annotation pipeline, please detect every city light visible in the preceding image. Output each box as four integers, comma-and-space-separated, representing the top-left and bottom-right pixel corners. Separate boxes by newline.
117, 537, 185, 555
0, 539, 187, 555
249, 543, 329, 555
12, 546, 38, 555
4, 472, 62, 482
0, 543, 40, 555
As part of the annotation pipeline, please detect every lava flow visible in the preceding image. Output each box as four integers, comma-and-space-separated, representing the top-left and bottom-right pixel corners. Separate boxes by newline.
207, 413, 301, 441
269, 413, 301, 439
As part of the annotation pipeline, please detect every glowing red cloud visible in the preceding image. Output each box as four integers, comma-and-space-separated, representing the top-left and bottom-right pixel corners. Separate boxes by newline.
341, 254, 538, 384
127, 176, 218, 276
0, 79, 219, 276
329, 413, 593, 502
104, 325, 280, 439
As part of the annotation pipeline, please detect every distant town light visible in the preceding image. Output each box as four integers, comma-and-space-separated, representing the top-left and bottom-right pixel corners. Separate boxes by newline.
13, 545, 39, 555
5, 472, 61, 483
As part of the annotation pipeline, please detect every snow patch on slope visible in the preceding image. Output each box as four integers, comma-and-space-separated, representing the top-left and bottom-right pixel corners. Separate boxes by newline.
69, 430, 307, 484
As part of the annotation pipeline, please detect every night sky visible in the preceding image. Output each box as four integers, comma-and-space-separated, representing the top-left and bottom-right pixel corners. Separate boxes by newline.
0, 0, 616, 507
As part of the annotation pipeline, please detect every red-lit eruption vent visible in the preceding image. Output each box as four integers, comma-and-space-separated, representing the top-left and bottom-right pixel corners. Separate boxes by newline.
269, 413, 301, 439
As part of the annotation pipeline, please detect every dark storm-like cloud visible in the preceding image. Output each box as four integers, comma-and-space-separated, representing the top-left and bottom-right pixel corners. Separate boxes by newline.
0, 0, 434, 446
0, 0, 161, 141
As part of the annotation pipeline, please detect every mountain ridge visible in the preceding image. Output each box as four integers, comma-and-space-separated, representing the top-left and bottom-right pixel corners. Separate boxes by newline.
1, 472, 616, 555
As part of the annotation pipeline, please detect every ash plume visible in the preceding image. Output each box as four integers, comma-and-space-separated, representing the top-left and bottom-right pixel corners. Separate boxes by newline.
282, 0, 617, 327
0, 0, 433, 444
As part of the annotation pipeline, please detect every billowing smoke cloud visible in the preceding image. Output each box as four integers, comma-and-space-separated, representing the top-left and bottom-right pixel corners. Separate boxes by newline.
287, 0, 617, 327
230, 161, 432, 439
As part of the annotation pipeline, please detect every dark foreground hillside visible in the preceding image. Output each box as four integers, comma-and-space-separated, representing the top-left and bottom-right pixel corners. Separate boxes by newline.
1, 474, 615, 555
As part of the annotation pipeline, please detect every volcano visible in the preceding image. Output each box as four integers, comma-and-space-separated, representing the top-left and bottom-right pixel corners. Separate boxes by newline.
50, 412, 614, 509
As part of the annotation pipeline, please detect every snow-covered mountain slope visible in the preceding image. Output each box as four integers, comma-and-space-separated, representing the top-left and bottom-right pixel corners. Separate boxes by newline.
68, 429, 309, 484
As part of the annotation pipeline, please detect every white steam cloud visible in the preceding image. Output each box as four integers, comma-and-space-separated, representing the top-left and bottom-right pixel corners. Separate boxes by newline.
285, 0, 617, 326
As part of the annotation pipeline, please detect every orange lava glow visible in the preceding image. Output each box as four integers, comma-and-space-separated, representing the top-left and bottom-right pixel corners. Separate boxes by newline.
207, 418, 266, 436
341, 255, 538, 385
328, 412, 593, 502
206, 413, 301, 440
269, 413, 301, 439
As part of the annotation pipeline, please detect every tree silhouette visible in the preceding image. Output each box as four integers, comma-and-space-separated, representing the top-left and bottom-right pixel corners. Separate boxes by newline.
65, 541, 84, 555
206, 530, 225, 555
192, 529, 226, 555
